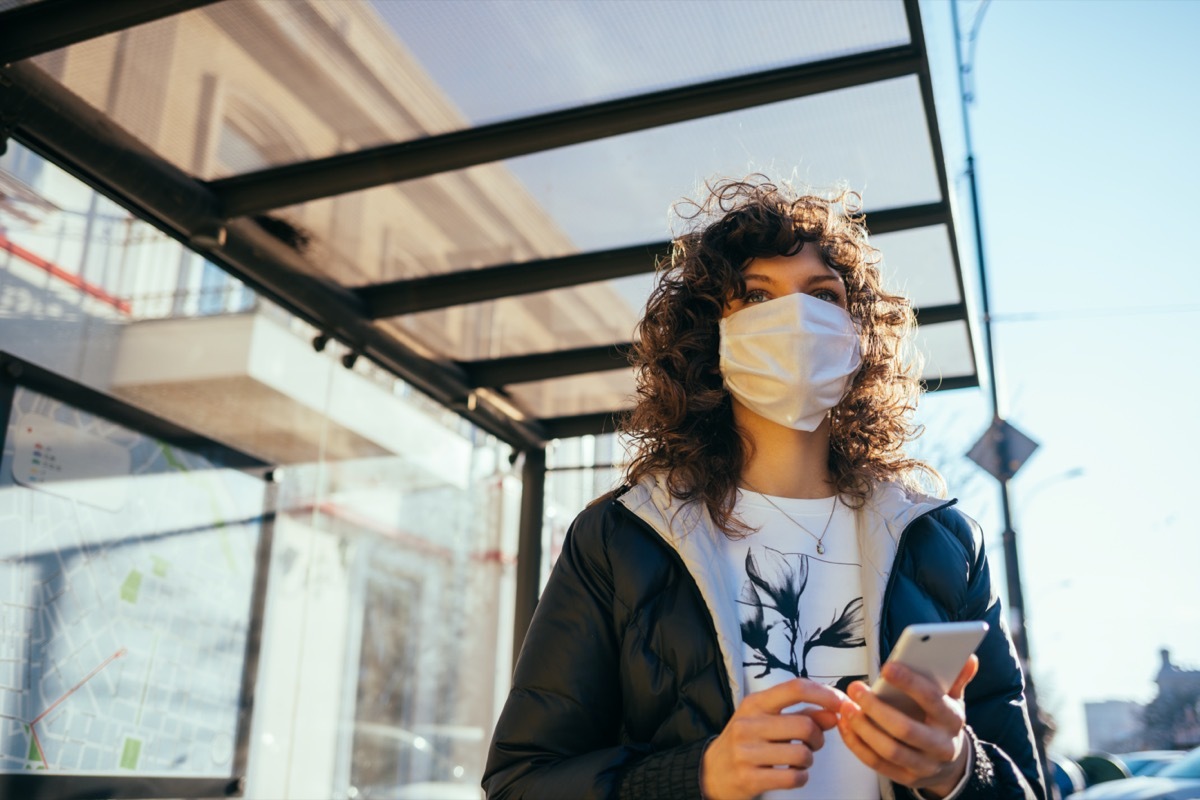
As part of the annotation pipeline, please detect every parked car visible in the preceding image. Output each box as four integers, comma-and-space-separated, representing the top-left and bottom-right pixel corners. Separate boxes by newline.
1051, 754, 1087, 797
1074, 745, 1200, 799
1117, 750, 1188, 777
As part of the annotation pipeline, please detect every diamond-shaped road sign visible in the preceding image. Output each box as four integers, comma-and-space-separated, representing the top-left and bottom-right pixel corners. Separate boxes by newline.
967, 419, 1039, 482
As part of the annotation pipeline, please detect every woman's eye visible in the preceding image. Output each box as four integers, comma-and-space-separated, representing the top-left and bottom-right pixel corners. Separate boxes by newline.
812, 289, 844, 305
744, 289, 770, 304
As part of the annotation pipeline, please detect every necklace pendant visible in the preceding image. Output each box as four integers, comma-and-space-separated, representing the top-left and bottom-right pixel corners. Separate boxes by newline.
816, 542, 825, 555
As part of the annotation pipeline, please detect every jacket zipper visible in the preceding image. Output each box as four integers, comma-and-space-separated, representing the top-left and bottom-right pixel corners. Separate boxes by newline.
876, 499, 957, 657
614, 502, 738, 720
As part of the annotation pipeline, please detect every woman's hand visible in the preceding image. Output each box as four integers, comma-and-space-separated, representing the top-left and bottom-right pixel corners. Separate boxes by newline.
701, 678, 845, 800
838, 655, 979, 798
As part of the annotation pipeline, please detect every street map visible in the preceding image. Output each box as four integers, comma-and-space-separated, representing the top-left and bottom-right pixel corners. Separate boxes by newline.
0, 385, 267, 777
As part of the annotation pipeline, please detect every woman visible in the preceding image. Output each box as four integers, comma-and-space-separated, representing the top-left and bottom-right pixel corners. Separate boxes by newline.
483, 177, 1045, 800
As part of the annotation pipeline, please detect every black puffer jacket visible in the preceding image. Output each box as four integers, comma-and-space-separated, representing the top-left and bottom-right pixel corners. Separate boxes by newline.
484, 478, 1046, 800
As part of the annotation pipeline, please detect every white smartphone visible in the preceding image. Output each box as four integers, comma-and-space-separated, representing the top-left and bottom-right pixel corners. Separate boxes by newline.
871, 621, 989, 718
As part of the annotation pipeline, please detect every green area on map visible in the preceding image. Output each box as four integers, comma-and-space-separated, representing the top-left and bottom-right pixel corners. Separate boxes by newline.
120, 737, 141, 770
26, 727, 41, 764
152, 555, 169, 577
120, 570, 142, 603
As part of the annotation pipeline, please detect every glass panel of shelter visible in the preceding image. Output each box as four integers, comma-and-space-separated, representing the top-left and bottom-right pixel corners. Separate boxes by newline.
21, 4, 937, 281
914, 319, 977, 383
203, 76, 947, 289
26, 0, 911, 174
0, 142, 522, 799
372, 0, 911, 129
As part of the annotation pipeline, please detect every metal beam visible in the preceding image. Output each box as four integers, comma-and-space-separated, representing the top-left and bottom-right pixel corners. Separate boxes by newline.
461, 343, 633, 387
923, 374, 979, 392
207, 45, 923, 217
0, 60, 547, 449
902, 0, 980, 387
461, 301, 966, 385
0, 774, 241, 800
358, 202, 950, 319
536, 371, 977, 440
914, 302, 967, 326
867, 201, 949, 234
359, 242, 668, 318
0, 0, 219, 64
539, 411, 628, 440
458, 299, 964, 388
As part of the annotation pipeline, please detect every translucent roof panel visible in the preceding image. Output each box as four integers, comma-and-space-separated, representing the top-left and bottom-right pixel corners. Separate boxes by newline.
372, 0, 911, 127
383, 220, 952, 370
390, 229, 961, 365
500, 75, 941, 253
29, 0, 449, 178
386, 274, 653, 362
29, 0, 910, 175
915, 320, 977, 385
240, 75, 942, 287
507, 370, 635, 420
8, 0, 975, 427
872, 225, 963, 308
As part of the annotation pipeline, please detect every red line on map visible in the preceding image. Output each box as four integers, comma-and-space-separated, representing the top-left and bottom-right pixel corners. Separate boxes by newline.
29, 722, 48, 769
32, 647, 128, 726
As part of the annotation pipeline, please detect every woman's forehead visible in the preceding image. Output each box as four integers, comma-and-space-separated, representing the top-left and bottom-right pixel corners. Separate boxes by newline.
742, 249, 842, 279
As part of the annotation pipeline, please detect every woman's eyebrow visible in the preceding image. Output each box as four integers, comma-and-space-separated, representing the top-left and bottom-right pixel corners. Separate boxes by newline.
742, 272, 778, 285
808, 274, 844, 287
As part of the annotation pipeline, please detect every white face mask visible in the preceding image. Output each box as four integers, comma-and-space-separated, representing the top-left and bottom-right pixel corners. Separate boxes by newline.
718, 292, 862, 431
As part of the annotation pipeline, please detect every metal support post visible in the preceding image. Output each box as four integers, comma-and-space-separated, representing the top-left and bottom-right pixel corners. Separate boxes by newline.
512, 448, 546, 670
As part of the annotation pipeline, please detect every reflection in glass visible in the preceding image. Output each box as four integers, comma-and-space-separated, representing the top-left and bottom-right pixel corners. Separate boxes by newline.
2, 141, 518, 797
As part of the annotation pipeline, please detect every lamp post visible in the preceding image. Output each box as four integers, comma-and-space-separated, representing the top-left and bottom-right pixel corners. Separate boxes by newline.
950, 0, 1050, 777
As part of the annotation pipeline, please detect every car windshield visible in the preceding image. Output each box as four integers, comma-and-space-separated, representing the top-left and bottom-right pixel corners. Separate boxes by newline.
1159, 748, 1200, 779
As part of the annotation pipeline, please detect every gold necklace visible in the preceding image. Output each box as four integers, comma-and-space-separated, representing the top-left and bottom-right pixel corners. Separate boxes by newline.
742, 483, 840, 555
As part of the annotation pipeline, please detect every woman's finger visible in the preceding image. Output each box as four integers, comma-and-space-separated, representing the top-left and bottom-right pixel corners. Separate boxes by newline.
844, 697, 935, 777
800, 707, 840, 732
744, 742, 815, 769
752, 765, 810, 793
878, 663, 963, 730
838, 703, 917, 786
743, 713, 826, 750
745, 677, 847, 715
948, 654, 980, 700
846, 682, 955, 761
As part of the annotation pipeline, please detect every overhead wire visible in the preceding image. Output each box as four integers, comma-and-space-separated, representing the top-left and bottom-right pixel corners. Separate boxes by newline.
990, 304, 1200, 322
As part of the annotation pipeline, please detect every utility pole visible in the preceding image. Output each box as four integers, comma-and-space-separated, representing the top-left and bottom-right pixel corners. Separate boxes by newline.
950, 0, 1050, 773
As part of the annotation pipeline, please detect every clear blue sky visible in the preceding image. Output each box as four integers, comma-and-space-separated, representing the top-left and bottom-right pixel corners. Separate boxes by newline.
382, 0, 1200, 755
915, 0, 1200, 754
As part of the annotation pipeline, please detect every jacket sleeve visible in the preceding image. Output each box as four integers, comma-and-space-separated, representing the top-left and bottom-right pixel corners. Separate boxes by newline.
482, 501, 709, 800
912, 510, 1048, 800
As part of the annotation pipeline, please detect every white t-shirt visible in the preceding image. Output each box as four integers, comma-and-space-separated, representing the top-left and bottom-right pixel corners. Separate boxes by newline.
721, 489, 878, 800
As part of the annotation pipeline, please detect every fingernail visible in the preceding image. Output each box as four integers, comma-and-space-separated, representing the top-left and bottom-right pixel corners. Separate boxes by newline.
884, 663, 906, 681
848, 683, 865, 700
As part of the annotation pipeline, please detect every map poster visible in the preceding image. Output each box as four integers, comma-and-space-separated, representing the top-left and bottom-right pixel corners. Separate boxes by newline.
0, 374, 269, 791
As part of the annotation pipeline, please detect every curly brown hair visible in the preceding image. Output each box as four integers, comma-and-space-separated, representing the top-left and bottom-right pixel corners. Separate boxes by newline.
621, 176, 939, 536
